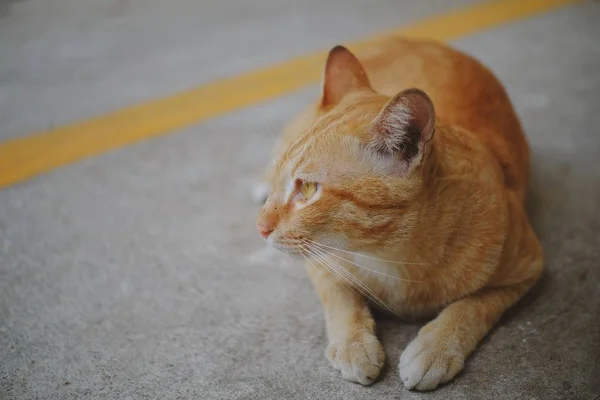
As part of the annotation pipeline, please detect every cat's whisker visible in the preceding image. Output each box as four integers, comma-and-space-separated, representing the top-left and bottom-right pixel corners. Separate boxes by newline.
308, 244, 401, 317
310, 242, 426, 283
303, 244, 375, 302
306, 238, 430, 266
300, 245, 369, 302
309, 246, 393, 315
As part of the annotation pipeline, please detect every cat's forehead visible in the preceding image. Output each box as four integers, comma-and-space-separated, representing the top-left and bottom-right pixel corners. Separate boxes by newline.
277, 132, 368, 183
271, 98, 385, 186
277, 133, 324, 180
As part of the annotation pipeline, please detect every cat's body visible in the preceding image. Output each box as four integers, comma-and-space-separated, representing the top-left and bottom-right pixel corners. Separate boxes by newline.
256, 38, 542, 391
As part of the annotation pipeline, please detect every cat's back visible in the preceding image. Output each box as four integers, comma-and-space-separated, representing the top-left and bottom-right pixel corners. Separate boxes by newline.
358, 38, 530, 200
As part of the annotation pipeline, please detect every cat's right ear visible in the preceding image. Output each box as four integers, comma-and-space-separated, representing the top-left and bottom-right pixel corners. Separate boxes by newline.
320, 46, 371, 108
369, 88, 436, 176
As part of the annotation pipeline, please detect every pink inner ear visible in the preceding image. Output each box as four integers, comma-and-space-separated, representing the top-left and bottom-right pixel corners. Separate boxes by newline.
321, 46, 371, 108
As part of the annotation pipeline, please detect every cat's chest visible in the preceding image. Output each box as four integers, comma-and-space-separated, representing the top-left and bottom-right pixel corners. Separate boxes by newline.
346, 254, 440, 317
347, 256, 408, 304
348, 256, 403, 288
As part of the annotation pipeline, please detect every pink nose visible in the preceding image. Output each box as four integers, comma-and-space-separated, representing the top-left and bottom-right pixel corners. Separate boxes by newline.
257, 222, 274, 239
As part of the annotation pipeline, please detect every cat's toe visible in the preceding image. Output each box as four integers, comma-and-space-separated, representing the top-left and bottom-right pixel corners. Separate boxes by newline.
252, 182, 271, 205
326, 331, 385, 386
399, 331, 465, 391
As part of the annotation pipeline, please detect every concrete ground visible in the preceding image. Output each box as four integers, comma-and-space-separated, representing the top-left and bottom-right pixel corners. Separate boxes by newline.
1, 1, 599, 399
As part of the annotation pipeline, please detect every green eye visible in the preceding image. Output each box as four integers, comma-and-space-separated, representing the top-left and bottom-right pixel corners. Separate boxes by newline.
300, 181, 317, 199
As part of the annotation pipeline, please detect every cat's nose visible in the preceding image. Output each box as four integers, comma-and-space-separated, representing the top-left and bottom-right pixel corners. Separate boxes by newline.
256, 221, 274, 239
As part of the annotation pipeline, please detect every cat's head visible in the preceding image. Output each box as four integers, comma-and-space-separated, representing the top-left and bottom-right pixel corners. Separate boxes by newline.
256, 45, 436, 256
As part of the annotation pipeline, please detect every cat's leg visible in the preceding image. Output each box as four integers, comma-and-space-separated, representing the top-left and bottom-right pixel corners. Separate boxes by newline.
399, 283, 532, 391
305, 262, 385, 386
399, 210, 543, 391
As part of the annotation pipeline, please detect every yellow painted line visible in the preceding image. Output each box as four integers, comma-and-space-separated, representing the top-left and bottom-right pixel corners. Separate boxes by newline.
0, 0, 582, 189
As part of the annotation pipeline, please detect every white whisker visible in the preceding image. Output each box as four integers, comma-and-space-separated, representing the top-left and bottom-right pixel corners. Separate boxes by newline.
307, 238, 430, 266
305, 244, 376, 301
308, 244, 401, 317
301, 245, 368, 301
311, 242, 425, 283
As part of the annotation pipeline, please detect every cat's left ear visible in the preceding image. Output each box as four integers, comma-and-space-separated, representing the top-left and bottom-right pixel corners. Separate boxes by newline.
320, 45, 371, 108
369, 88, 435, 175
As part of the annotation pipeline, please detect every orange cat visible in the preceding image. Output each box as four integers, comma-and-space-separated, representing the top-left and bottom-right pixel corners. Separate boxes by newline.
255, 38, 543, 391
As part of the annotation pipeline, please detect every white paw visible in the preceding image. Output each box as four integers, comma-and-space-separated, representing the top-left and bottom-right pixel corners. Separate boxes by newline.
399, 330, 465, 391
252, 182, 271, 205
326, 330, 385, 386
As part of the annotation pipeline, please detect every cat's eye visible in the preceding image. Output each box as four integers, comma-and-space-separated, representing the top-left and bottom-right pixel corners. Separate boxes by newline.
300, 181, 318, 200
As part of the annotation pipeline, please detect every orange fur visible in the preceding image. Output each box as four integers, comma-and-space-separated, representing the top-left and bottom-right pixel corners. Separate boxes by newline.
256, 38, 543, 391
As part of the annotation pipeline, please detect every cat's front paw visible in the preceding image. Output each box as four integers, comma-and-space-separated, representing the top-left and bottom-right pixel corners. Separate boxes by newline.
399, 329, 465, 391
326, 330, 385, 386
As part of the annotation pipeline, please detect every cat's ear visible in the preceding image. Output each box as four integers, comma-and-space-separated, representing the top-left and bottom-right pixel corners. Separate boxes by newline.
369, 88, 435, 174
321, 45, 371, 108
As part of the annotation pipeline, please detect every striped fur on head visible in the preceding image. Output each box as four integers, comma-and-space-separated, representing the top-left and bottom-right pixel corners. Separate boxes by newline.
256, 47, 435, 255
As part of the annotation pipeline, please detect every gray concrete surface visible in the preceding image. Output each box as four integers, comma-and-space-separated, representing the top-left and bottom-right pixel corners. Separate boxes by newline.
0, 0, 480, 141
1, 1, 599, 399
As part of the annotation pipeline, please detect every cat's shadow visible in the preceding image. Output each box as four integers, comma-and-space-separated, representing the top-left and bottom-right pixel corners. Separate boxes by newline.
503, 150, 572, 319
